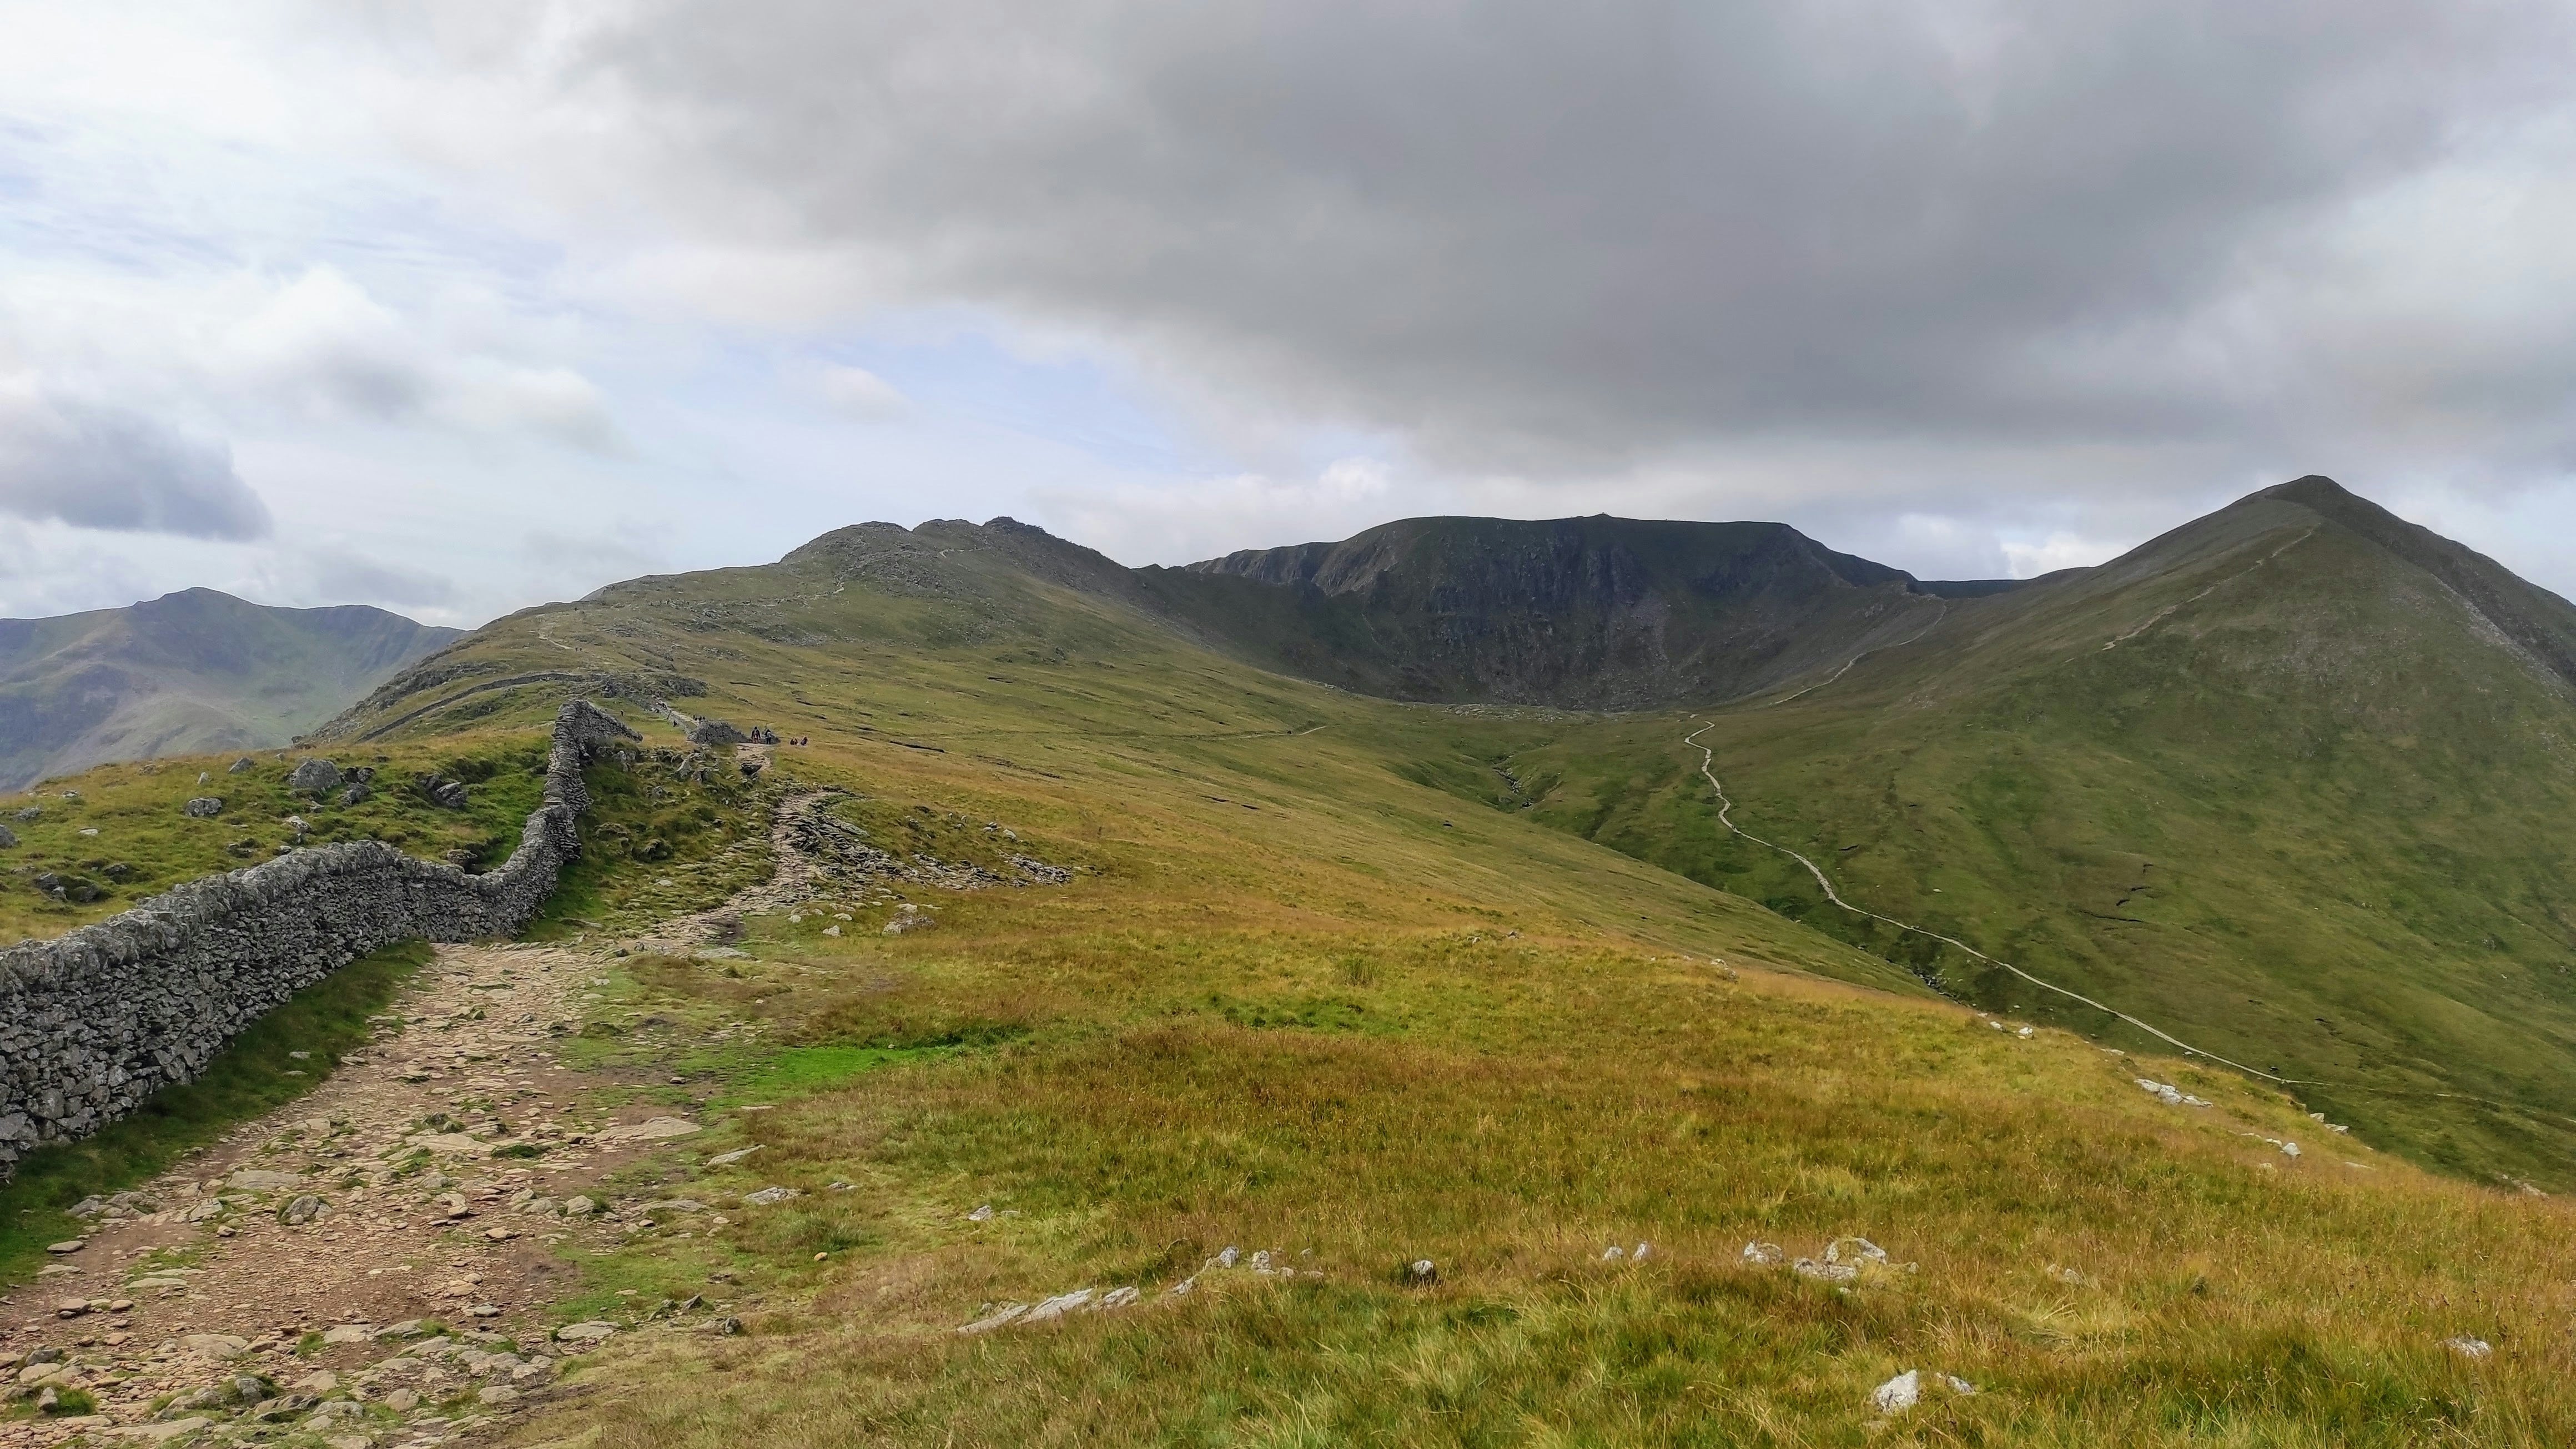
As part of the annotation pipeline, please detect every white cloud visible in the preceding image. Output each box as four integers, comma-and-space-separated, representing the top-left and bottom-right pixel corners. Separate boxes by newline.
2003, 532, 2125, 579
1032, 455, 1406, 565
301, 549, 458, 610
811, 363, 910, 421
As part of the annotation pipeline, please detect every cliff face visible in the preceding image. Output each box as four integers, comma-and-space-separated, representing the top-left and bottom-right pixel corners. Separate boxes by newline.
1161, 515, 1988, 706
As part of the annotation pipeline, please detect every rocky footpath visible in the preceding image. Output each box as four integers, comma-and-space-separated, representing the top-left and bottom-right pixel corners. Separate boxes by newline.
0, 937, 750, 1447
0, 703, 638, 1180
0, 777, 1075, 1446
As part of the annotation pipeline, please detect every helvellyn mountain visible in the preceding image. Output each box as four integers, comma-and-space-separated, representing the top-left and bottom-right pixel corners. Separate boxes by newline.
314, 476, 2576, 1186
0, 588, 460, 790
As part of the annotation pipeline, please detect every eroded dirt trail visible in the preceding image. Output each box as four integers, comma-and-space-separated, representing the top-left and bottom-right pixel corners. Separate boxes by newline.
0, 782, 1044, 1446
0, 937, 675, 1446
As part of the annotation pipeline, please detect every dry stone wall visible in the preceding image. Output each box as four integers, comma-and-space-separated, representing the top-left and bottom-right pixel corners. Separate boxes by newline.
0, 700, 638, 1180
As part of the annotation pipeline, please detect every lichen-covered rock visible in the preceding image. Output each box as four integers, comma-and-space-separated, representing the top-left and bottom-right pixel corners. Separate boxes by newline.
0, 700, 637, 1183
183, 797, 223, 818
0, 825, 15, 849
285, 758, 343, 794
340, 782, 372, 807
687, 718, 746, 747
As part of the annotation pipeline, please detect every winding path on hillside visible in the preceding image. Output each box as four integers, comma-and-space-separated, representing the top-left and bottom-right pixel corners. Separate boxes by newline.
1758, 599, 1949, 708
1681, 721, 2293, 1084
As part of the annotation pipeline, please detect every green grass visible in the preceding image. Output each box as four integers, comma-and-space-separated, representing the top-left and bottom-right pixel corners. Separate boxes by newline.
728, 1046, 970, 1101
1488, 513, 2576, 1188
0, 734, 561, 943
518, 839, 2576, 1447
0, 939, 429, 1286
229, 510, 2576, 1443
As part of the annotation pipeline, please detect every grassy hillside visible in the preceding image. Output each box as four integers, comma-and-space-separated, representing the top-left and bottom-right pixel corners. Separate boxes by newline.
0, 586, 460, 790
308, 494, 2576, 1194
0, 726, 772, 947
144, 509, 2574, 1442
1496, 482, 2576, 1189
528, 831, 2576, 1447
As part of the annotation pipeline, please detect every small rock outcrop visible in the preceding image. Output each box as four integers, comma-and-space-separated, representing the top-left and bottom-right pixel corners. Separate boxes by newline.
687, 718, 746, 747
286, 758, 343, 794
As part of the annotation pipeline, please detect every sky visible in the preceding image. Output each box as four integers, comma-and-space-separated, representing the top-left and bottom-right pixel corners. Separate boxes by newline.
6, 1, 2576, 627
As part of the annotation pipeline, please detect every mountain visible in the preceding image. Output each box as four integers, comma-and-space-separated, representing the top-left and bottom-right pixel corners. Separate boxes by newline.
47, 486, 2576, 1444
1149, 514, 2022, 706
1489, 477, 2576, 1184
309, 479, 2576, 1190
0, 588, 461, 789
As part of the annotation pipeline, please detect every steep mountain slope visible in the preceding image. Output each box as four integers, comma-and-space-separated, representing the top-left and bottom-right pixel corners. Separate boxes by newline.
1152, 514, 2014, 706
0, 588, 460, 789
1492, 477, 2576, 1184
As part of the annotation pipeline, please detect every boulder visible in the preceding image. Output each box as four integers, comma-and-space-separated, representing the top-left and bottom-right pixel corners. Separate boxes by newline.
286, 759, 343, 794
227, 757, 255, 773
687, 719, 746, 747
0, 825, 15, 848
1021, 1288, 1096, 1324
182, 797, 224, 818
958, 1303, 1029, 1335
340, 782, 371, 806
593, 1116, 701, 1145
1871, 1370, 1921, 1414
280, 1194, 327, 1226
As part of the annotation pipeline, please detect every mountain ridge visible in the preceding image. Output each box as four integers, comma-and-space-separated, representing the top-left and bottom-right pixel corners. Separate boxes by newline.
0, 587, 461, 789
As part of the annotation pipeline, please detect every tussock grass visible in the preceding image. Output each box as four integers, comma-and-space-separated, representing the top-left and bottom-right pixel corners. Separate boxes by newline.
529, 890, 2576, 1446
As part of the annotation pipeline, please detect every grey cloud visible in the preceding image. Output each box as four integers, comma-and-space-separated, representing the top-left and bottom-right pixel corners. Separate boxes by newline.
0, 391, 272, 540
484, 0, 2576, 480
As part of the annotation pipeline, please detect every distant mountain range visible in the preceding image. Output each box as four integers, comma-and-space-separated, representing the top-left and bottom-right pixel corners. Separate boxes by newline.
0, 588, 460, 789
